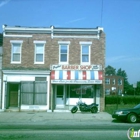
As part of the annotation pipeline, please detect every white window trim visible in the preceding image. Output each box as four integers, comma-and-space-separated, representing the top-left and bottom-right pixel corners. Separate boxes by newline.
79, 41, 92, 45
10, 40, 23, 64
80, 42, 91, 65
58, 41, 70, 44
58, 41, 70, 64
34, 41, 46, 64
33, 41, 46, 44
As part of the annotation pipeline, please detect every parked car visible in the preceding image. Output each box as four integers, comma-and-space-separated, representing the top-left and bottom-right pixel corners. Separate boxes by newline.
112, 104, 140, 123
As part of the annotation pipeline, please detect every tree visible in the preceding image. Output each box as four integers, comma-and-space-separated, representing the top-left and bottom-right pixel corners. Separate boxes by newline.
136, 81, 140, 95
105, 65, 116, 75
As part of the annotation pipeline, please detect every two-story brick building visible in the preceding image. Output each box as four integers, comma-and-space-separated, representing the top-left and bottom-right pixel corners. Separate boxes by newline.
1, 25, 105, 112
105, 75, 124, 95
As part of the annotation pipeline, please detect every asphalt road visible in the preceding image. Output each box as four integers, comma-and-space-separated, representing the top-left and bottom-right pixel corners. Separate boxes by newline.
0, 122, 140, 140
0, 129, 132, 140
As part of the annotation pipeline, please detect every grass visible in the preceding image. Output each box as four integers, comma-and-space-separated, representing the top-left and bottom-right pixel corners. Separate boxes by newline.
105, 104, 137, 115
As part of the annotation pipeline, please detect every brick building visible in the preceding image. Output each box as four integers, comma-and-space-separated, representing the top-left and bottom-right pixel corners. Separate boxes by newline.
1, 25, 105, 112
105, 75, 124, 95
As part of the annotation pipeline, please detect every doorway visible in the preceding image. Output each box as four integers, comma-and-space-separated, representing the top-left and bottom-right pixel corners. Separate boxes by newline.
56, 85, 65, 108
8, 83, 20, 107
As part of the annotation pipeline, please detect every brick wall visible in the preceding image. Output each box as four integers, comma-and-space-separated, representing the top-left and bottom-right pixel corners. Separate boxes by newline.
3, 32, 105, 69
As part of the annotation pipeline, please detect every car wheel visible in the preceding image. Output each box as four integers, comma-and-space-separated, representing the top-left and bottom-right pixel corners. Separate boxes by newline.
127, 113, 137, 123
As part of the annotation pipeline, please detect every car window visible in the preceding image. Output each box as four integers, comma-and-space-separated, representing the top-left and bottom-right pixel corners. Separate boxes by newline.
134, 104, 140, 109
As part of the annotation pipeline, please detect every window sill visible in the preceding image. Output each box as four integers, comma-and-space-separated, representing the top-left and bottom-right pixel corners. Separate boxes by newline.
11, 62, 21, 64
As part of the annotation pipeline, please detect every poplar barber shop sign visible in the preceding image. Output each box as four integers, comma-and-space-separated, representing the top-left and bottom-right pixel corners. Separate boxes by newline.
51, 65, 102, 71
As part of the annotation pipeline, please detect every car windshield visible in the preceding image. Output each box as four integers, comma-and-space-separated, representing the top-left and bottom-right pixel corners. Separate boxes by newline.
133, 104, 140, 109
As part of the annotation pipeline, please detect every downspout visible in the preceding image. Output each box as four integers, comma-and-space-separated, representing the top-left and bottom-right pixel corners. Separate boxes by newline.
51, 26, 54, 39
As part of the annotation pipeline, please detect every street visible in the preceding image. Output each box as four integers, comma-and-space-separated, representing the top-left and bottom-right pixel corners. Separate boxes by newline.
0, 129, 130, 140
0, 122, 140, 140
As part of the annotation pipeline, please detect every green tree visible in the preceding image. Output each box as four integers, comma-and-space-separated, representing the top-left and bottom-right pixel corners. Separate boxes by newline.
136, 81, 140, 95
105, 65, 116, 75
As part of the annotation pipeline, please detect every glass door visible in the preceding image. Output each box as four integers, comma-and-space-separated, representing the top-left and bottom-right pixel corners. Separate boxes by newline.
56, 85, 64, 107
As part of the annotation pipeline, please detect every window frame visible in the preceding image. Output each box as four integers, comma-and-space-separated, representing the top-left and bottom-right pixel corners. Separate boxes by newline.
34, 41, 46, 64
58, 41, 70, 64
118, 79, 122, 85
105, 78, 110, 84
112, 79, 115, 85
10, 40, 23, 64
80, 42, 92, 65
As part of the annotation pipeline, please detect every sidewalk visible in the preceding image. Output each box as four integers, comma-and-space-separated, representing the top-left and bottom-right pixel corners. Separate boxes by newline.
0, 111, 112, 124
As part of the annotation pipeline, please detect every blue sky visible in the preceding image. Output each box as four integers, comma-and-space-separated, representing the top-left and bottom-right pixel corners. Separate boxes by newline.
0, 0, 140, 84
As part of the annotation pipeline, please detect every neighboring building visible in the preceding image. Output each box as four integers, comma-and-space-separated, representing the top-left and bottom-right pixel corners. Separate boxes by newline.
105, 75, 124, 95
2, 25, 105, 112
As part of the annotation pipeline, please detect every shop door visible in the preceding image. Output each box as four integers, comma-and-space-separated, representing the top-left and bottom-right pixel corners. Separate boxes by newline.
56, 85, 64, 107
9, 83, 19, 107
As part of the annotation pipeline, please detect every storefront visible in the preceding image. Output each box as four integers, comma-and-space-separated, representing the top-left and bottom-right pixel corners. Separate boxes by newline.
2, 70, 50, 111
50, 65, 103, 112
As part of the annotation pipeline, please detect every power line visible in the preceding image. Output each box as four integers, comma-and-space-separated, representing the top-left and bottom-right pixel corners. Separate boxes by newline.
101, 0, 104, 26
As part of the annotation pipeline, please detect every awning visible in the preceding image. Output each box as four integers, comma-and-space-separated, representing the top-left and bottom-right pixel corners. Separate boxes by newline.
51, 70, 103, 84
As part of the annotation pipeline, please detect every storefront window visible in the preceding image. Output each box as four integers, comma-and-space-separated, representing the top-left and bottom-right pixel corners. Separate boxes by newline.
21, 81, 47, 105
69, 84, 94, 98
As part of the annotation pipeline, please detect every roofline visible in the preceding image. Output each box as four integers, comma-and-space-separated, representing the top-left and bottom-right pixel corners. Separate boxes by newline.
3, 25, 103, 33
2, 25, 104, 39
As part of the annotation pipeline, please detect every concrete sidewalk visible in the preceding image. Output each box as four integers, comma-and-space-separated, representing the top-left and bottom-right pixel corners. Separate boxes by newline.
0, 111, 112, 124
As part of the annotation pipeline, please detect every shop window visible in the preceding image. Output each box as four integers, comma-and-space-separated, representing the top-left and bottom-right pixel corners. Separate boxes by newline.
21, 81, 47, 105
69, 84, 94, 98
10, 40, 23, 63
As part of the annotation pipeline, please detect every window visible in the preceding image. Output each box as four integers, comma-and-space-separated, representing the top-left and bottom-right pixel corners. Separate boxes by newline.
105, 78, 110, 84
58, 41, 70, 64
112, 79, 115, 85
21, 81, 47, 105
118, 79, 122, 85
10, 40, 23, 63
105, 89, 110, 95
80, 42, 92, 64
34, 41, 46, 64
68, 84, 94, 98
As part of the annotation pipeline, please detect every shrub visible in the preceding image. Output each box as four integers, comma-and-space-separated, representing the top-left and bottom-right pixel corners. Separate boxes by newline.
105, 95, 140, 105
105, 95, 121, 104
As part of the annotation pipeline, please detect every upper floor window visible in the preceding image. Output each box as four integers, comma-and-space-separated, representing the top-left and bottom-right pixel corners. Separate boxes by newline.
58, 41, 70, 64
80, 42, 92, 64
105, 78, 110, 84
10, 40, 23, 64
34, 41, 46, 64
112, 79, 115, 85
118, 79, 122, 85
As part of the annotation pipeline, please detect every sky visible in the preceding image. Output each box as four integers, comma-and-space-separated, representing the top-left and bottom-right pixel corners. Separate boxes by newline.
0, 0, 140, 84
